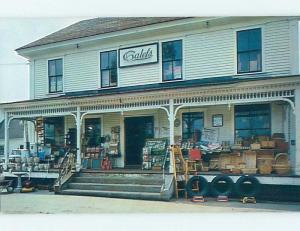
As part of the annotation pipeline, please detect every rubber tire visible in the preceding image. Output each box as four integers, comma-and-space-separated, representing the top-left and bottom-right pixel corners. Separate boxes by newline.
6, 186, 14, 193
211, 175, 234, 196
235, 175, 261, 197
186, 176, 209, 197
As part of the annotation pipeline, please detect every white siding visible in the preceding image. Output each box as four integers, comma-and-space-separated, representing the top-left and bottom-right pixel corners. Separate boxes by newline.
31, 18, 295, 99
264, 20, 291, 75
103, 113, 120, 136
34, 59, 48, 99
271, 103, 284, 134
185, 29, 235, 80
119, 64, 160, 87
65, 115, 76, 132
64, 50, 99, 92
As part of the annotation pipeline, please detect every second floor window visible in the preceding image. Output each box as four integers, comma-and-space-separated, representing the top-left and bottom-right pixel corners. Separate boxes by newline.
237, 28, 262, 74
48, 58, 63, 93
162, 40, 182, 81
100, 50, 117, 88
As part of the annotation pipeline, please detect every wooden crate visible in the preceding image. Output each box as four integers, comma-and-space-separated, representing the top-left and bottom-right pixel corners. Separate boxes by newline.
260, 141, 275, 149
242, 150, 257, 168
241, 168, 258, 174
218, 154, 232, 170
250, 143, 261, 150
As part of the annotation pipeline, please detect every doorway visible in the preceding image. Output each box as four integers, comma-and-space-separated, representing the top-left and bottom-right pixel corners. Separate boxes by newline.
125, 116, 154, 166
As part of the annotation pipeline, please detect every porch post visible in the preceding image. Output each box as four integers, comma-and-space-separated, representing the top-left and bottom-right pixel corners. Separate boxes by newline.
169, 99, 175, 145
168, 99, 175, 173
295, 88, 300, 175
76, 106, 81, 172
4, 112, 9, 170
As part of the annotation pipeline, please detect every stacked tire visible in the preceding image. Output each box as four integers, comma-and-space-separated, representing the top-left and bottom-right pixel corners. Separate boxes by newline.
185, 175, 260, 198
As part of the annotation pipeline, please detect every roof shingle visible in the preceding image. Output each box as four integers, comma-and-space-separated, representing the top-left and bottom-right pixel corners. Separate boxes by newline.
16, 17, 188, 50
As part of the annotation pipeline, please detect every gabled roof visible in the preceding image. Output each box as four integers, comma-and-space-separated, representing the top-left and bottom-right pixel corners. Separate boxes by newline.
16, 17, 188, 51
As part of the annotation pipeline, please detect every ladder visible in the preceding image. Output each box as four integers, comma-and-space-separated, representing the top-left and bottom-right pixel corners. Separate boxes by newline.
171, 146, 201, 199
171, 145, 187, 199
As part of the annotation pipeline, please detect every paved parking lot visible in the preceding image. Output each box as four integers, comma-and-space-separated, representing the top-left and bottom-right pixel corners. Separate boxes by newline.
1, 190, 300, 214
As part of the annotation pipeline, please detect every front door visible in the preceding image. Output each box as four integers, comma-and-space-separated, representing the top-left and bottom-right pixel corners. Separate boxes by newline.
125, 116, 154, 166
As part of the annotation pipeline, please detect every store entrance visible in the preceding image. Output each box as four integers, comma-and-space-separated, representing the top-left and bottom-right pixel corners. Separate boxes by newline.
125, 116, 154, 167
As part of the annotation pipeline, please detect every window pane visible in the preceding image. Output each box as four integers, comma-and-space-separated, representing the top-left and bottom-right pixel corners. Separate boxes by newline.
162, 42, 176, 61
109, 51, 117, 68
101, 52, 109, 70
173, 60, 182, 79
55, 59, 63, 76
110, 69, 118, 86
253, 115, 269, 129
85, 118, 101, 146
249, 51, 261, 72
249, 29, 261, 50
238, 53, 249, 73
48, 61, 56, 76
236, 129, 251, 139
173, 40, 182, 60
163, 62, 173, 80
50, 77, 56, 92
101, 70, 110, 87
237, 30, 249, 52
235, 104, 270, 140
182, 112, 204, 142
235, 116, 251, 129
56, 76, 63, 92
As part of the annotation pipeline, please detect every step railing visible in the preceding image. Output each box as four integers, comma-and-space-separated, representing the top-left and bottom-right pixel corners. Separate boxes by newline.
161, 148, 170, 192
55, 148, 76, 192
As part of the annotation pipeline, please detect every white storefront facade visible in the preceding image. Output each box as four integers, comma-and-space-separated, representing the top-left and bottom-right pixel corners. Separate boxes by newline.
1, 16, 300, 182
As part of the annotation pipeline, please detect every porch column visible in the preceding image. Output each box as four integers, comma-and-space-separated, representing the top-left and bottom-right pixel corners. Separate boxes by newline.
4, 112, 9, 170
169, 99, 175, 145
295, 88, 300, 175
168, 99, 175, 173
76, 107, 81, 172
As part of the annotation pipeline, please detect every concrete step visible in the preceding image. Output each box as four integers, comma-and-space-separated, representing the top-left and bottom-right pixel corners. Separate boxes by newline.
72, 176, 164, 185
79, 172, 164, 179
67, 182, 161, 193
60, 189, 170, 201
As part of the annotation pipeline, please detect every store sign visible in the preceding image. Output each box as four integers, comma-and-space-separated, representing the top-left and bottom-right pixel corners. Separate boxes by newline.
119, 43, 158, 67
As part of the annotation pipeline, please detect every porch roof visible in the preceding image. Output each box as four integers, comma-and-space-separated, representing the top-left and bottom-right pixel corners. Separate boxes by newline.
0, 74, 298, 108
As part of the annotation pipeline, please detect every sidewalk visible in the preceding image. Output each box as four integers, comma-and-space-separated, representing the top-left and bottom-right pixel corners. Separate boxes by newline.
1, 190, 300, 214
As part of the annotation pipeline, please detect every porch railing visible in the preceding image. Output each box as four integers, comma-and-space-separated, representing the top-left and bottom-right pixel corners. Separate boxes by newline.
55, 149, 76, 192
161, 148, 170, 192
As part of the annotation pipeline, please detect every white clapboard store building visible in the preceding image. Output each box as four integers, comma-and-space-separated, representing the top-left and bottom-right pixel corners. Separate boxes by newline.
1, 17, 300, 198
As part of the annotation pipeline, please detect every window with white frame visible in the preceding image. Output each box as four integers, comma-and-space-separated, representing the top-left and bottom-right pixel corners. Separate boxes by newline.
100, 50, 118, 88
235, 104, 271, 140
237, 28, 262, 74
48, 58, 63, 93
162, 40, 183, 81
182, 112, 204, 142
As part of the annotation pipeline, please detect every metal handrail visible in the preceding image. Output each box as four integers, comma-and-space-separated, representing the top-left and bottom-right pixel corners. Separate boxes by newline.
56, 149, 75, 191
161, 147, 170, 192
